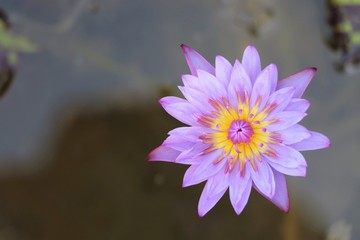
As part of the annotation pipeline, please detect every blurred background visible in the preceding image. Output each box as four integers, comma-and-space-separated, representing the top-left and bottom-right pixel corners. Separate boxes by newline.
0, 0, 357, 239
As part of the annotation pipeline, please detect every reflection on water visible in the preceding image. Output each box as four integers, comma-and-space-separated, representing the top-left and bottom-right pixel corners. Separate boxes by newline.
0, 8, 15, 99
0, 106, 322, 239
327, 0, 360, 72
0, 0, 357, 239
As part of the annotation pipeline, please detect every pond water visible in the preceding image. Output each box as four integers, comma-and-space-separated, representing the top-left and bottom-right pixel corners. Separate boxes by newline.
0, 0, 357, 239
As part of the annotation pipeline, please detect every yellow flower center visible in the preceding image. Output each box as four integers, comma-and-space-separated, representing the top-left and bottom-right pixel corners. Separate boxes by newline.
199, 96, 279, 175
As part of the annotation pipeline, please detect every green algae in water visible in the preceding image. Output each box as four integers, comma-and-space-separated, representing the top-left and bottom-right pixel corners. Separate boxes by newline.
0, 20, 37, 65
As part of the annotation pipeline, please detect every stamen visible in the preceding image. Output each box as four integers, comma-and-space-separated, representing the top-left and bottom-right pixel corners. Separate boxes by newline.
233, 144, 241, 153
248, 113, 254, 119
263, 103, 277, 115
259, 143, 264, 147
265, 148, 277, 158
250, 159, 258, 171
198, 115, 214, 127
213, 153, 225, 165
209, 99, 222, 111
261, 128, 267, 132
227, 162, 233, 172
220, 97, 231, 110
239, 161, 246, 177
252, 120, 260, 125
203, 145, 217, 154
199, 135, 213, 144
238, 109, 243, 115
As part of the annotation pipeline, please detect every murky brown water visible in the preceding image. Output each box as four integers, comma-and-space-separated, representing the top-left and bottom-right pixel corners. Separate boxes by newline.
0, 0, 357, 239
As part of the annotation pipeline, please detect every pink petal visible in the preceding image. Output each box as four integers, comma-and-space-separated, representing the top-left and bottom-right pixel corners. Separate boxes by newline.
159, 96, 198, 126
254, 169, 289, 212
205, 169, 230, 196
228, 60, 252, 108
264, 147, 307, 177
277, 68, 317, 98
290, 131, 331, 151
242, 45, 261, 84
168, 126, 206, 142
284, 98, 311, 112
198, 178, 228, 217
196, 70, 227, 99
181, 74, 198, 87
267, 111, 307, 132
265, 87, 295, 117
275, 124, 311, 145
270, 170, 290, 212
182, 71, 227, 99
176, 143, 210, 164
147, 146, 181, 162
215, 55, 232, 87
229, 164, 252, 215
178, 86, 212, 114
181, 44, 215, 76
265, 144, 307, 168
250, 64, 278, 110
249, 160, 275, 198
162, 135, 195, 151
266, 160, 307, 177
182, 149, 225, 187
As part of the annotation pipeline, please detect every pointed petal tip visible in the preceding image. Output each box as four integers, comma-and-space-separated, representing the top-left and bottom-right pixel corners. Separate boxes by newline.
269, 196, 290, 213
233, 205, 246, 215
158, 96, 168, 105
268, 63, 277, 68
198, 208, 206, 217
290, 131, 330, 151
323, 135, 331, 148
182, 180, 190, 188
146, 148, 158, 162
244, 45, 257, 51
145, 154, 153, 162
182, 176, 191, 188
147, 145, 181, 163
180, 44, 215, 76
306, 67, 317, 78
277, 67, 318, 98
279, 203, 290, 213
146, 150, 159, 162
180, 43, 190, 52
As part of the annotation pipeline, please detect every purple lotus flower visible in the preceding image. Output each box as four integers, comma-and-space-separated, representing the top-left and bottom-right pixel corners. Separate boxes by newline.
148, 45, 330, 216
